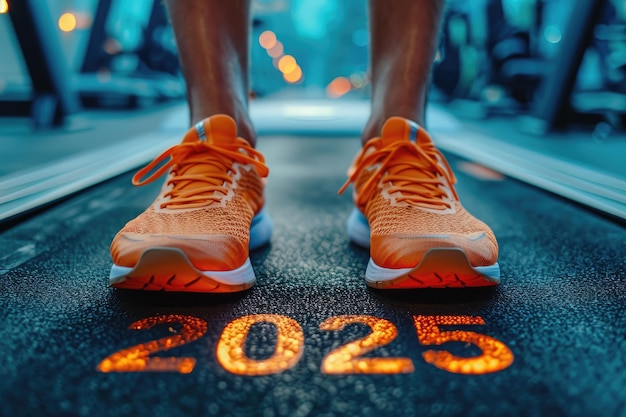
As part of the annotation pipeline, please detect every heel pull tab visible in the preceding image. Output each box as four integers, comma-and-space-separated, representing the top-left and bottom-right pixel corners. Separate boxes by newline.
195, 121, 207, 142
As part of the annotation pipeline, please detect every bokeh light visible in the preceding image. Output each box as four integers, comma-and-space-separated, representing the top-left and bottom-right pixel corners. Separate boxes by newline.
350, 72, 366, 89
326, 76, 352, 98
266, 41, 284, 58
58, 13, 77, 32
259, 30, 277, 49
278, 55, 297, 74
0, 0, 8, 14
544, 25, 562, 44
283, 65, 303, 83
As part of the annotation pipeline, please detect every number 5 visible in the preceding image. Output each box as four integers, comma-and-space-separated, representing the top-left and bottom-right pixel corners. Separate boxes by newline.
413, 315, 514, 375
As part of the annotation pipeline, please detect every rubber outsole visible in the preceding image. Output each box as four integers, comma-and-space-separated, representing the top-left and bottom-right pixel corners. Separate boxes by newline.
347, 208, 500, 289
365, 248, 500, 289
110, 248, 255, 293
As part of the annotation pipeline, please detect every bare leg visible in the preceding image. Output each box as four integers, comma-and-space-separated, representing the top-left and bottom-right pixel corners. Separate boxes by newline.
364, 0, 446, 143
164, 0, 255, 145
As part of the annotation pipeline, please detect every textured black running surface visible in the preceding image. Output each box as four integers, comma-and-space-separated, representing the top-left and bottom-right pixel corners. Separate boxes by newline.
1, 136, 625, 417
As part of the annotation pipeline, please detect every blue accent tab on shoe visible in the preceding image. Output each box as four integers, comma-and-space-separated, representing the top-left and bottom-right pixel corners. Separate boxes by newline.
195, 121, 206, 141
409, 121, 419, 143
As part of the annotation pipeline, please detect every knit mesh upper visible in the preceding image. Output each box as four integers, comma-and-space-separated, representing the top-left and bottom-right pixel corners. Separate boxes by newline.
110, 115, 267, 271
345, 117, 498, 269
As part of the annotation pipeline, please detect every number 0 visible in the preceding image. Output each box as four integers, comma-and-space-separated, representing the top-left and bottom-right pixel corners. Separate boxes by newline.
216, 314, 304, 376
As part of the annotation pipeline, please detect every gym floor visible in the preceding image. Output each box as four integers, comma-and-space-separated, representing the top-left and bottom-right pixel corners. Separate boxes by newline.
1, 112, 625, 416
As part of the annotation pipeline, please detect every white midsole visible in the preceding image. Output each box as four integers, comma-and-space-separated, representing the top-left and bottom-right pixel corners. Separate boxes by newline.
365, 257, 501, 283
110, 257, 255, 286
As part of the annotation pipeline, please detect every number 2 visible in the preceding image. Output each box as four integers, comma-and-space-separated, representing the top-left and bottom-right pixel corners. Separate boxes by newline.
319, 315, 415, 374
97, 315, 207, 374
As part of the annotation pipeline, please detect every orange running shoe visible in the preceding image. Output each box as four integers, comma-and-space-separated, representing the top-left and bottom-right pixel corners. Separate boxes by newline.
109, 115, 271, 293
339, 117, 499, 289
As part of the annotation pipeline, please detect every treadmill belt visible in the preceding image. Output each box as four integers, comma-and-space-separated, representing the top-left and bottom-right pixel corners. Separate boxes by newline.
1, 136, 624, 417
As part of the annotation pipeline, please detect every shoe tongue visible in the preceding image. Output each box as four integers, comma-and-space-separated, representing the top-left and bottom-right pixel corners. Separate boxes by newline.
178, 115, 239, 182
183, 114, 238, 145
379, 117, 439, 181
380, 117, 432, 147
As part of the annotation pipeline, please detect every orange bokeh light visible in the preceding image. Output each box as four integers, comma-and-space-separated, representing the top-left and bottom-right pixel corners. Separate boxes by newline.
326, 76, 352, 98
58, 13, 77, 32
266, 41, 284, 58
283, 65, 303, 83
0, 0, 8, 14
259, 30, 277, 49
277, 55, 297, 74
